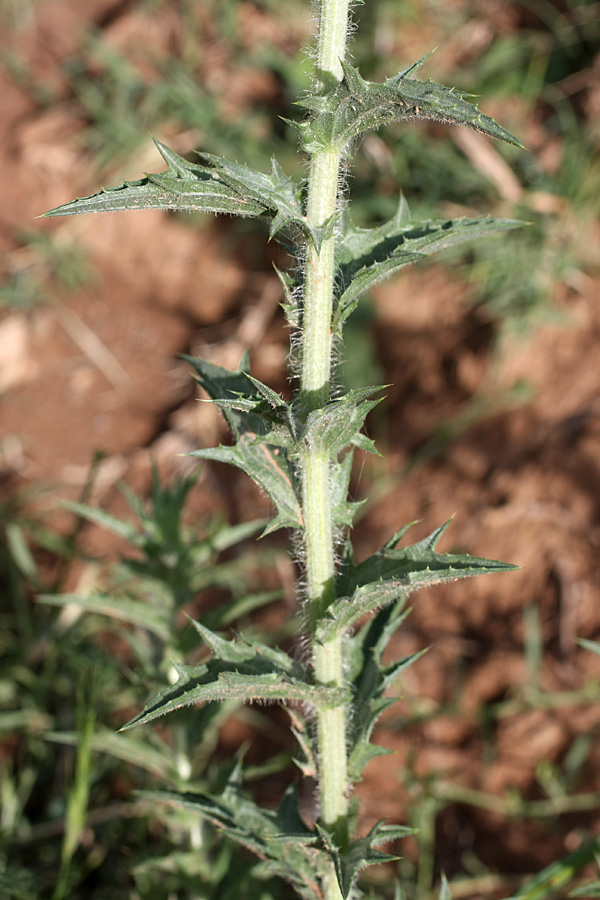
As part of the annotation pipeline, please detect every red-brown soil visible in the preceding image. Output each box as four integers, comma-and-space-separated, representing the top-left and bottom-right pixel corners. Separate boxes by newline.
1, 1, 599, 896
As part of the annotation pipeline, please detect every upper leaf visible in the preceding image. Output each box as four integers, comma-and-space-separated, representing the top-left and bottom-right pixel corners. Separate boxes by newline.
183, 352, 269, 439
196, 153, 315, 244
185, 358, 385, 534
43, 139, 320, 248
334, 198, 522, 330
296, 58, 523, 155
334, 520, 519, 630
43, 140, 266, 219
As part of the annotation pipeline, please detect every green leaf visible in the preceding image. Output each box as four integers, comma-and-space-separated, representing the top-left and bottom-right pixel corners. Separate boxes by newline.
199, 382, 386, 533
297, 59, 523, 155
336, 520, 519, 628
60, 498, 141, 544
570, 883, 600, 898
208, 517, 268, 552
43, 140, 319, 249
319, 521, 517, 780
275, 264, 300, 327
569, 881, 600, 900
301, 386, 385, 457
121, 623, 345, 731
142, 779, 329, 900
191, 376, 385, 534
319, 820, 413, 899
192, 436, 302, 535
121, 664, 341, 730
505, 836, 600, 899
214, 374, 298, 445
184, 352, 264, 438
330, 450, 364, 529
334, 199, 523, 329
38, 591, 171, 641
184, 353, 302, 534
344, 601, 424, 781
287, 706, 316, 778
577, 637, 600, 657
438, 874, 453, 900
46, 729, 176, 780
43, 140, 267, 219
5, 523, 41, 587
196, 153, 320, 246
187, 617, 305, 675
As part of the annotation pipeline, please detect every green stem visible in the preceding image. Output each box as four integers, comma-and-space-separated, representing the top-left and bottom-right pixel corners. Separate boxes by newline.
314, 0, 351, 92
300, 149, 339, 413
300, 1, 351, 895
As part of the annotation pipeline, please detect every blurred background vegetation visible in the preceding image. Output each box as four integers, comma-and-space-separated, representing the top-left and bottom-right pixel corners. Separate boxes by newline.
1, 1, 599, 898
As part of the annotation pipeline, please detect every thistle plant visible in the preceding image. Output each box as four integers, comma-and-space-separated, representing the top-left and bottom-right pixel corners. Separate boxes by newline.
44, 2, 522, 897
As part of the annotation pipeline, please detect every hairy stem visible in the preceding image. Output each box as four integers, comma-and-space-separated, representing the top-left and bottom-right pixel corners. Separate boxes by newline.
300, 0, 351, 890
314, 0, 352, 92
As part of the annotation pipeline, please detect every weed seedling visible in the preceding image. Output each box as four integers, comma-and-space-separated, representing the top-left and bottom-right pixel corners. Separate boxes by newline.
44, 2, 524, 897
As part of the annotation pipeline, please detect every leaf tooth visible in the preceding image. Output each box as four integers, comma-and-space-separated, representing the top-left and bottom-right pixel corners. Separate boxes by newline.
152, 138, 196, 176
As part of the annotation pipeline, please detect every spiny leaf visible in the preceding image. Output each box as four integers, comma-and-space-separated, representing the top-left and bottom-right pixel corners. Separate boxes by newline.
296, 59, 523, 155
183, 352, 265, 438
196, 153, 323, 247
347, 646, 426, 780
184, 353, 302, 534
121, 663, 343, 731
334, 200, 523, 330
121, 625, 346, 731
287, 707, 317, 778
214, 374, 298, 444
198, 380, 385, 534
344, 597, 413, 684
192, 436, 302, 535
142, 782, 328, 900
324, 522, 517, 780
274, 264, 300, 327
319, 820, 413, 899
337, 519, 519, 612
187, 617, 307, 677
43, 140, 266, 218
43, 140, 319, 249
317, 581, 412, 645
344, 601, 425, 781
301, 386, 385, 457
330, 450, 364, 529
